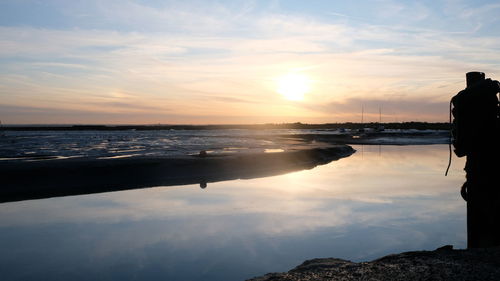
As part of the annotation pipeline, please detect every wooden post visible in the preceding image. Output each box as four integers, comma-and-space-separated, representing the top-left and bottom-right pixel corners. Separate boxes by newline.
455, 72, 500, 248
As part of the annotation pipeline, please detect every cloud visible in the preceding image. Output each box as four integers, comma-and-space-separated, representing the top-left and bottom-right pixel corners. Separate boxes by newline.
459, 2, 500, 19
1, 1, 500, 123
306, 97, 450, 122
205, 95, 264, 105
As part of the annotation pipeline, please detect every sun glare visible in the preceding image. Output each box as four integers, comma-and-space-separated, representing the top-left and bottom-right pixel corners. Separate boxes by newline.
276, 73, 311, 101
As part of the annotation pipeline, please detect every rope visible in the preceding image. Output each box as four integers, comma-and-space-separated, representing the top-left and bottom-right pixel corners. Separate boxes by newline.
445, 100, 453, 176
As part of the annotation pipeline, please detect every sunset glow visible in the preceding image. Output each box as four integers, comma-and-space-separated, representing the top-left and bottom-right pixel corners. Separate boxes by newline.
1, 1, 500, 124
276, 73, 311, 101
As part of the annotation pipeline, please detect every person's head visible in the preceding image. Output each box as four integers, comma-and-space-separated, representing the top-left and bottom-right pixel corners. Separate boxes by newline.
466, 72, 485, 88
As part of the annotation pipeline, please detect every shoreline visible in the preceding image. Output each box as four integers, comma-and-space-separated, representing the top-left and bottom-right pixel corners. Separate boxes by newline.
0, 130, 451, 203
248, 246, 500, 281
0, 145, 354, 203
1, 122, 450, 131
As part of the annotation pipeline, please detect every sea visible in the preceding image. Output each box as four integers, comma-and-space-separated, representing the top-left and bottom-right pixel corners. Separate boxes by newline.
0, 129, 466, 281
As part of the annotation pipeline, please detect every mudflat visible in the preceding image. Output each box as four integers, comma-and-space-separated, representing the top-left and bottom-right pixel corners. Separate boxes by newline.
0, 145, 354, 203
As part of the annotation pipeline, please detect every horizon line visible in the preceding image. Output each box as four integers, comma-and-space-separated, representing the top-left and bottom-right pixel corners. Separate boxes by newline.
2, 121, 449, 127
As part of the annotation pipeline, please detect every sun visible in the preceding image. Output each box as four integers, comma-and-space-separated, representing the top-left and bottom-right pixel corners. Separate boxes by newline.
276, 73, 311, 101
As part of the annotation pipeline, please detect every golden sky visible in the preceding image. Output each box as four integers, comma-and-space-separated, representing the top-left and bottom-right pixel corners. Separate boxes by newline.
1, 0, 499, 124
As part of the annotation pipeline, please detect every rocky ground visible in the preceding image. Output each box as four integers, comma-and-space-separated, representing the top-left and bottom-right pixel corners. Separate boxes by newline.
248, 246, 500, 281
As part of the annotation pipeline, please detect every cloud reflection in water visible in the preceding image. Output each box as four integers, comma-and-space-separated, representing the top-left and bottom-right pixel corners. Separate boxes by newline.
0, 145, 467, 281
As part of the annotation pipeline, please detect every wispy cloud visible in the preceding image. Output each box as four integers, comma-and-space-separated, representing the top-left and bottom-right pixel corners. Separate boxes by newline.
1, 0, 499, 123
307, 97, 450, 122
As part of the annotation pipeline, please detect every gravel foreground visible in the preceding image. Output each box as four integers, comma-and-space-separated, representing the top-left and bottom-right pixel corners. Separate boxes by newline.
248, 246, 500, 281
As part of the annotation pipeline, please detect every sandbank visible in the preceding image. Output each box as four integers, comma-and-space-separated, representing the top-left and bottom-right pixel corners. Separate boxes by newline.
0, 145, 354, 203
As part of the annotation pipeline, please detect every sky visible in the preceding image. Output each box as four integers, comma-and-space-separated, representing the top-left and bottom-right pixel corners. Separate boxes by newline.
1, 0, 499, 124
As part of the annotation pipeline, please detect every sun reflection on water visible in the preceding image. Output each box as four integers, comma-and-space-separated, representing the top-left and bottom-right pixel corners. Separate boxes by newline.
0, 145, 467, 281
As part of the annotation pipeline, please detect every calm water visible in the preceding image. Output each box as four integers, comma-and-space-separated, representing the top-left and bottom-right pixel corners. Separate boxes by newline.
0, 145, 466, 281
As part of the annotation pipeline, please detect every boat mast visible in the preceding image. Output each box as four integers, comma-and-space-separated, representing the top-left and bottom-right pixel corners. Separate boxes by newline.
361, 105, 364, 124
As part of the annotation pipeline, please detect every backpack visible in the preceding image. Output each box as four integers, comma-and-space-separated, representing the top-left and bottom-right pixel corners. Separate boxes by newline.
451, 78, 500, 157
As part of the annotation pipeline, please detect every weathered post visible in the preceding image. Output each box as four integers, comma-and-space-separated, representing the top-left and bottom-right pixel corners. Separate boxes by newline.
451, 72, 500, 248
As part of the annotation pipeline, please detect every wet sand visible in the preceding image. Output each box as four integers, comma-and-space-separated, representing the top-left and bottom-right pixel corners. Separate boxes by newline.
0, 145, 354, 203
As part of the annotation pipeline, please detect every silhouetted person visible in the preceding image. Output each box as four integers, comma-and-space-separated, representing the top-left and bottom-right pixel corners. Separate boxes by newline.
451, 71, 500, 248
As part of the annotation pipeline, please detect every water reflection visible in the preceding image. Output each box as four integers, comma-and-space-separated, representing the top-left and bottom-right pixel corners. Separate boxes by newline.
0, 145, 466, 281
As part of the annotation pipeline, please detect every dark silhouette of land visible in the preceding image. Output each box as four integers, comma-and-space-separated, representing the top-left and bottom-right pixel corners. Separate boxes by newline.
0, 146, 354, 203
2, 122, 450, 131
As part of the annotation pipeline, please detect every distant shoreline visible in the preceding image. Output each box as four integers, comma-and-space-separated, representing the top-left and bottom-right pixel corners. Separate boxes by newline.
1, 122, 450, 131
